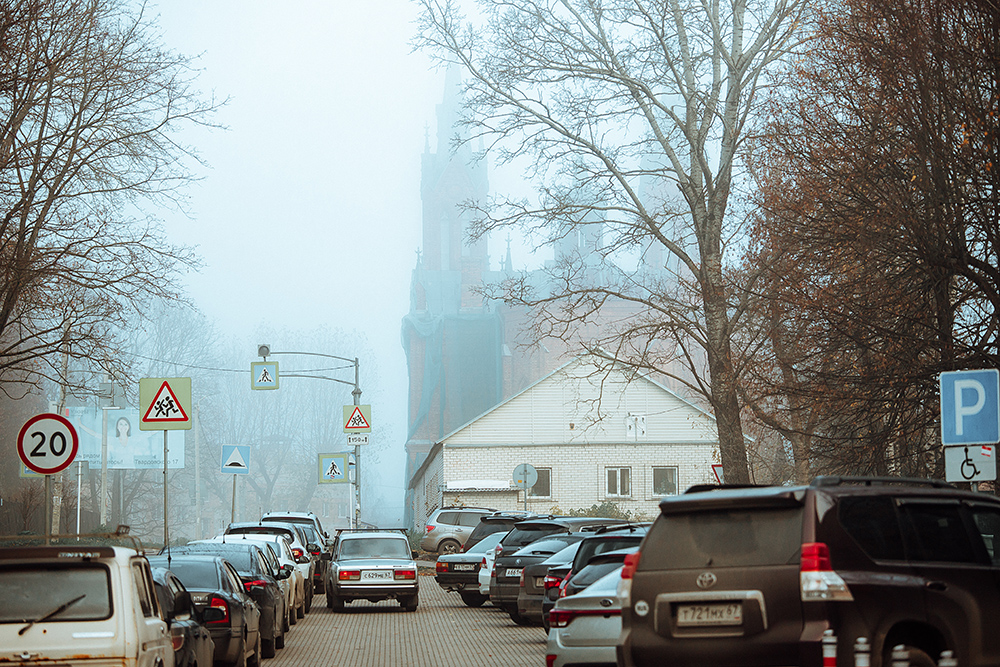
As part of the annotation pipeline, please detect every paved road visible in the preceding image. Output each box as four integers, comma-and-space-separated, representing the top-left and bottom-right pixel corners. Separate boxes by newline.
270, 574, 546, 667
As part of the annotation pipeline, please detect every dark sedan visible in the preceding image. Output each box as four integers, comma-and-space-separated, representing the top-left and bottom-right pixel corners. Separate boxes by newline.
147, 554, 261, 667
492, 533, 590, 624
434, 531, 504, 607
151, 566, 216, 667
515, 541, 582, 626
165, 542, 288, 658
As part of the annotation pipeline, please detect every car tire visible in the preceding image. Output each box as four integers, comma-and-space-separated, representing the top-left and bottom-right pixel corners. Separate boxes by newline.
327, 592, 345, 611
282, 605, 290, 632
261, 635, 276, 660
304, 587, 313, 613
508, 609, 534, 626
275, 626, 285, 650
438, 539, 461, 555
400, 594, 419, 612
247, 632, 261, 667
885, 646, 936, 667
459, 591, 487, 607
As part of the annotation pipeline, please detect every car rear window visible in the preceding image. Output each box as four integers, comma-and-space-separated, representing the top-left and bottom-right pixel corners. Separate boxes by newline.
503, 524, 564, 548
0, 563, 112, 622
230, 526, 295, 542
573, 535, 644, 572
838, 496, 906, 560
515, 536, 580, 556
642, 507, 803, 569
339, 538, 410, 559
152, 559, 221, 589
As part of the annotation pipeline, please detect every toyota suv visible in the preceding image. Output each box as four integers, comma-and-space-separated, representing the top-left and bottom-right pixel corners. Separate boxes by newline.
421, 506, 497, 554
618, 476, 1000, 667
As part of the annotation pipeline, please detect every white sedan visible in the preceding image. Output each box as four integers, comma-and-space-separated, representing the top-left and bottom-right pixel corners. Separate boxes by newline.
546, 567, 624, 667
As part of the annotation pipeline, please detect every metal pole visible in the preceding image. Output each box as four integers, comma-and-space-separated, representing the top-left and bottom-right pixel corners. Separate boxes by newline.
163, 430, 169, 547
100, 408, 109, 526
45, 476, 52, 539
353, 357, 361, 529
194, 406, 201, 538
76, 461, 82, 534
231, 475, 237, 524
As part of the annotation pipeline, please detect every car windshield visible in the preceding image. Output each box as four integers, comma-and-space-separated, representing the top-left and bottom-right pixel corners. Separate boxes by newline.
148, 558, 220, 589
0, 564, 112, 622
543, 542, 581, 565
339, 538, 410, 559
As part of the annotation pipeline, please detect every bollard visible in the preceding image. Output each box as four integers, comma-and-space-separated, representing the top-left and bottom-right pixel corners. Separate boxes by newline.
823, 629, 838, 667
937, 650, 957, 667
854, 637, 870, 667
891, 644, 910, 667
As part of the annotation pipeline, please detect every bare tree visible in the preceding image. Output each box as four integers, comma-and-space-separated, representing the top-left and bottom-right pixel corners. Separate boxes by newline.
0, 0, 220, 394
415, 0, 807, 482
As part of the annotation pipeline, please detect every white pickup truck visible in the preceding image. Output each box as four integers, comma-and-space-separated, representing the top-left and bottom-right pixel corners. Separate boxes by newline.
0, 543, 175, 667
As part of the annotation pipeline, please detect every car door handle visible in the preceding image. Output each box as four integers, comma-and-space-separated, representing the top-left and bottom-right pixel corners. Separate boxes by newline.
925, 580, 947, 591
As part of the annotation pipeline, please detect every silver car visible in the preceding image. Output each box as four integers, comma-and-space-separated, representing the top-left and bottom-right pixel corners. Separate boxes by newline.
328, 530, 419, 612
545, 566, 623, 667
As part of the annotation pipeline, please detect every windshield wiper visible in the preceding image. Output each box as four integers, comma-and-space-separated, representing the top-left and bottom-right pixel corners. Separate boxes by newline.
19, 594, 86, 635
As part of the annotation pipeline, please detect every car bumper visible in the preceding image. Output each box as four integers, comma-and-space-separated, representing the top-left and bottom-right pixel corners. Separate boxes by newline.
335, 582, 419, 600
548, 631, 617, 667
435, 571, 479, 589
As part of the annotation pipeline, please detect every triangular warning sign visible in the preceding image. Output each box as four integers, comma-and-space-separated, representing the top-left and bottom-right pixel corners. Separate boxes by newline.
141, 381, 189, 423
224, 447, 248, 469
344, 406, 370, 430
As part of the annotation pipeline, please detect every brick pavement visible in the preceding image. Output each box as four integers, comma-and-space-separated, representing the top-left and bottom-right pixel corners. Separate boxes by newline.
268, 574, 546, 667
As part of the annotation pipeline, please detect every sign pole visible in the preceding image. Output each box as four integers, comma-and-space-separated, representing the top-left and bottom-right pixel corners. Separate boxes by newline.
231, 474, 237, 524
163, 430, 169, 547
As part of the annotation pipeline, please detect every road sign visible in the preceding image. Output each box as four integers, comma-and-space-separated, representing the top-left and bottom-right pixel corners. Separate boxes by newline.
711, 464, 725, 485
139, 377, 192, 431
221, 445, 251, 475
347, 434, 369, 446
513, 463, 538, 490
945, 445, 996, 483
17, 413, 80, 475
343, 405, 372, 433
319, 453, 349, 484
940, 369, 1000, 445
251, 361, 279, 390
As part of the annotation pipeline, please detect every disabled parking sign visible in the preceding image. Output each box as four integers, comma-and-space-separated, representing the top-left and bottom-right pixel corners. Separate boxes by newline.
940, 369, 1000, 446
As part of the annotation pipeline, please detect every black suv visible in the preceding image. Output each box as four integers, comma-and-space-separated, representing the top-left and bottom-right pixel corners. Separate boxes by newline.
618, 476, 1000, 667
463, 511, 537, 552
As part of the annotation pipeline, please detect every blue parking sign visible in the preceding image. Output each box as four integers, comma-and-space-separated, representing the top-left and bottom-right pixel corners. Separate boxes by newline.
940, 369, 1000, 445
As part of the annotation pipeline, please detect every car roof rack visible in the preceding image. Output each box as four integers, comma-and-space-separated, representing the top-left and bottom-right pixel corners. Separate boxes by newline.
811, 476, 955, 489
334, 528, 408, 535
684, 483, 764, 494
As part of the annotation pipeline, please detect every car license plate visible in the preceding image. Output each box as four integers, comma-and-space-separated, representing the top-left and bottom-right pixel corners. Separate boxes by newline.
453, 563, 477, 571
361, 570, 392, 581
676, 603, 743, 626
505, 568, 523, 578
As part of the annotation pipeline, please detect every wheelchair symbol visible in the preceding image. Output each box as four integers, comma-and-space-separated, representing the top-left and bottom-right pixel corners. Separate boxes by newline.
961, 446, 980, 480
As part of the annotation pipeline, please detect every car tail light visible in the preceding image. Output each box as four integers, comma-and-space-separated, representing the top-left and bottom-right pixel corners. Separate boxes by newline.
292, 547, 305, 560
243, 579, 268, 592
480, 557, 487, 570
436, 561, 448, 573
207, 596, 229, 624
548, 607, 620, 628
800, 542, 853, 601
546, 654, 557, 667
494, 543, 504, 558
171, 629, 185, 652
621, 551, 640, 580
426, 525, 435, 533
395, 569, 416, 580
544, 573, 563, 591
558, 571, 572, 598
339, 569, 361, 581
519, 570, 526, 587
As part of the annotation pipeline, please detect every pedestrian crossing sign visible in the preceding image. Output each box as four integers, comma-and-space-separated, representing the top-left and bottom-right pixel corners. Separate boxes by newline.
251, 361, 279, 390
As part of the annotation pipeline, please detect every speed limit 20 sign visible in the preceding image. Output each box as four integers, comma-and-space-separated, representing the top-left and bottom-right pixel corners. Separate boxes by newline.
17, 413, 79, 475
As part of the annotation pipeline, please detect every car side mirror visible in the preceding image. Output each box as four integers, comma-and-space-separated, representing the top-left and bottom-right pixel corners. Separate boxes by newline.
169, 590, 193, 621
276, 567, 291, 580
202, 607, 225, 623
307, 543, 321, 553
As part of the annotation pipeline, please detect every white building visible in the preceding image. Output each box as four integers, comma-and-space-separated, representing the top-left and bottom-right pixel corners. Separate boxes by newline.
408, 355, 723, 529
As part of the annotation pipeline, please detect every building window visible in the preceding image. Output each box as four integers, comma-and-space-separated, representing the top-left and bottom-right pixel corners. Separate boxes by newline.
528, 468, 552, 498
606, 467, 631, 498
653, 467, 679, 496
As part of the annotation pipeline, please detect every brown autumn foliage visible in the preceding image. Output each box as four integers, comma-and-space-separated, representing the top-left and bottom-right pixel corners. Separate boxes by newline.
743, 0, 999, 480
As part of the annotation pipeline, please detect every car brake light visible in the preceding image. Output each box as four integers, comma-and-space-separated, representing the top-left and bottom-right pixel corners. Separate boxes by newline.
621, 551, 640, 579
800, 542, 853, 601
426, 525, 435, 532
207, 596, 229, 624
519, 570, 526, 587
558, 571, 572, 598
339, 569, 361, 581
548, 607, 620, 628
546, 654, 557, 667
243, 579, 268, 592
544, 574, 563, 590
436, 561, 448, 573
292, 547, 305, 560
480, 557, 487, 570
171, 630, 185, 652
394, 569, 416, 580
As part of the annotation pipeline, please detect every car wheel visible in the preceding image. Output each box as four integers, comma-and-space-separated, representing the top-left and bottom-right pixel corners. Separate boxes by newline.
885, 646, 936, 667
275, 626, 285, 650
459, 591, 487, 607
282, 606, 290, 632
438, 539, 461, 555
247, 632, 261, 667
296, 601, 304, 619
400, 594, 419, 612
508, 609, 534, 626
304, 587, 313, 613
327, 592, 345, 611
261, 635, 276, 660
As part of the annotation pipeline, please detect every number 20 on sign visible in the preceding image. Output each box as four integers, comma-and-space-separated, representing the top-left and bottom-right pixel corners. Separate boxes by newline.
17, 413, 79, 475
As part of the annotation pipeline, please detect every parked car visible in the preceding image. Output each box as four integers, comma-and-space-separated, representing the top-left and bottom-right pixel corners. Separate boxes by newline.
516, 541, 583, 627
478, 529, 507, 597
434, 531, 504, 607
618, 476, 1000, 667
492, 533, 591, 624
225, 521, 316, 613
546, 566, 624, 667
462, 510, 536, 552
541, 523, 648, 627
562, 547, 635, 597
421, 506, 498, 554
165, 542, 287, 658
199, 534, 301, 628
151, 566, 217, 667
261, 512, 331, 593
147, 553, 261, 667
2, 541, 176, 667
328, 529, 419, 611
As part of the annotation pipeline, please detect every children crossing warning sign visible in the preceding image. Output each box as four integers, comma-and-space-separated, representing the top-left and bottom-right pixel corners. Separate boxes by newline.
139, 377, 192, 431
343, 405, 372, 433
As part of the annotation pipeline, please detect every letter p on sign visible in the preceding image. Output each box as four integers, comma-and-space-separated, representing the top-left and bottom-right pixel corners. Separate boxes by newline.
941, 369, 1000, 446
